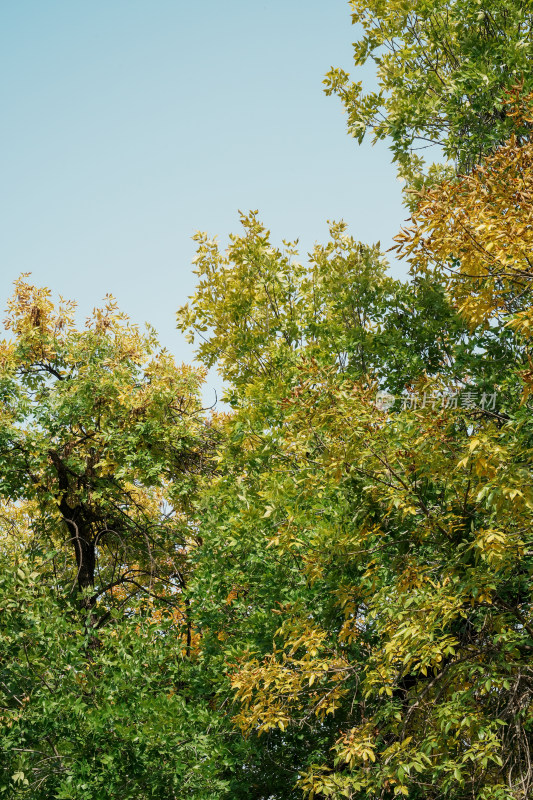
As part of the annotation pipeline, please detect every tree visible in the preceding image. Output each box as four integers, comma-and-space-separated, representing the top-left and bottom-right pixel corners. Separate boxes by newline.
178, 210, 533, 798
0, 278, 236, 798
181, 9, 533, 799
178, 111, 533, 793
324, 0, 533, 181
0, 276, 207, 613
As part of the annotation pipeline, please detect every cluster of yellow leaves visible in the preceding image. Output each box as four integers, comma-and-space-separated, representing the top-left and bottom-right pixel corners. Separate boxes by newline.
393, 90, 533, 330
0, 499, 41, 559
368, 579, 462, 685
231, 619, 351, 735
3, 274, 76, 341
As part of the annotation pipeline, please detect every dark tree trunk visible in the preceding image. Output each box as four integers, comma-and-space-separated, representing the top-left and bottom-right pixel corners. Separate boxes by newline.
59, 502, 96, 606
73, 528, 96, 596
49, 449, 97, 601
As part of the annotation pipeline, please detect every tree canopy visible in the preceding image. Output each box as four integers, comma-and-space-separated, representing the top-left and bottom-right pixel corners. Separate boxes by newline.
324, 0, 533, 182
2, 3, 533, 799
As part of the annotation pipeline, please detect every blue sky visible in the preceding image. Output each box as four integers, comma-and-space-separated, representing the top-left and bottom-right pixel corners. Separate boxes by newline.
1, 0, 406, 395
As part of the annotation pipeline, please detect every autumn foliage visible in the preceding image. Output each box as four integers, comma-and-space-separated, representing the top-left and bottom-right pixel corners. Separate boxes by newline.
2, 5, 533, 800
394, 90, 533, 331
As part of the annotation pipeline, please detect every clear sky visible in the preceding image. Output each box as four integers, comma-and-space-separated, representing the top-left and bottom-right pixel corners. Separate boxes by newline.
0, 0, 406, 396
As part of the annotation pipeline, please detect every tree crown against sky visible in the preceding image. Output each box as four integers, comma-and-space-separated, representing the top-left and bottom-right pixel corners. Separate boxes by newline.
325, 0, 533, 188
